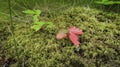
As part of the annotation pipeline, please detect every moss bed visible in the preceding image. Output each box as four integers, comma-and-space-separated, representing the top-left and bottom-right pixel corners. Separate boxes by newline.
0, 7, 120, 67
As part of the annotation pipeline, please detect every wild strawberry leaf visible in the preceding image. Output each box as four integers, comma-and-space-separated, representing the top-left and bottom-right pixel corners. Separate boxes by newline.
69, 32, 80, 47
31, 22, 45, 31
69, 26, 83, 35
34, 21, 45, 25
23, 10, 35, 14
33, 15, 39, 22
23, 9, 41, 15
31, 25, 41, 31
56, 29, 68, 39
46, 22, 54, 28
69, 26, 83, 47
34, 9, 41, 15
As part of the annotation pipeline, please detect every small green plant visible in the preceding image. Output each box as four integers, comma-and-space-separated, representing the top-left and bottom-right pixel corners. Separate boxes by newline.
23, 9, 53, 31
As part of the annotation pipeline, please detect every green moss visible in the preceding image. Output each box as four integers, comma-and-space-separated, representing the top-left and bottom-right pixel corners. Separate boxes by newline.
2, 7, 120, 67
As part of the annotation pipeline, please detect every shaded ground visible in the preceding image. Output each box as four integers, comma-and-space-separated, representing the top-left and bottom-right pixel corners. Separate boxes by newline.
0, 1, 120, 67
0, 6, 120, 67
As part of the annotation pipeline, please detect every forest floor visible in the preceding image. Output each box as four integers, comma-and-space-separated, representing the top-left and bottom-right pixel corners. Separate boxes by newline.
0, 2, 120, 67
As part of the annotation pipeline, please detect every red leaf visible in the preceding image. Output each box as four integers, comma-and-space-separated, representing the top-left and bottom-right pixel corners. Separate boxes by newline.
69, 26, 83, 47
56, 26, 83, 47
56, 29, 68, 39
69, 26, 83, 35
69, 32, 79, 47
56, 33, 67, 39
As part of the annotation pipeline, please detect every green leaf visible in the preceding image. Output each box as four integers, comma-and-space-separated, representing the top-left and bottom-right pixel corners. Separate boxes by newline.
103, 1, 115, 5
23, 10, 35, 14
23, 9, 41, 15
33, 15, 39, 22
31, 22, 45, 31
57, 29, 68, 36
34, 9, 41, 15
102, 0, 108, 2
115, 2, 120, 4
95, 1, 119, 5
34, 21, 45, 25
46, 22, 54, 28
31, 25, 41, 31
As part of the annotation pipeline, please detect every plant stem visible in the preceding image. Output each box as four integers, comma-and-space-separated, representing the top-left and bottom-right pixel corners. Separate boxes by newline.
8, 0, 20, 66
